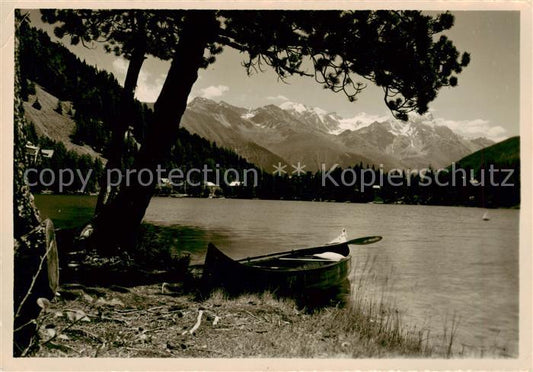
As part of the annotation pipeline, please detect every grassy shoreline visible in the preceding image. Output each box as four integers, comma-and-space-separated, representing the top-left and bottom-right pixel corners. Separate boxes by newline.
25, 224, 468, 358
30, 282, 440, 358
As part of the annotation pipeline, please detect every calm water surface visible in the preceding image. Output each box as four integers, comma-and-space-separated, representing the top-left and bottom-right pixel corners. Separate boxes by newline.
35, 195, 519, 356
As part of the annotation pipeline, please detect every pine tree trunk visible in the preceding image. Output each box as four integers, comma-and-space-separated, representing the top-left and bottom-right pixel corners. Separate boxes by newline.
94, 41, 146, 213
14, 13, 60, 355
91, 11, 217, 253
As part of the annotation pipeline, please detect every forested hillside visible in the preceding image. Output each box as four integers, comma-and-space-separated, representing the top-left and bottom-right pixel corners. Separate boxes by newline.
455, 136, 519, 171
453, 137, 520, 208
17, 22, 263, 195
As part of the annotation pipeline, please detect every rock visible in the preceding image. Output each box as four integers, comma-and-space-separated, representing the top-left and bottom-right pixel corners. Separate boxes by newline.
37, 298, 51, 310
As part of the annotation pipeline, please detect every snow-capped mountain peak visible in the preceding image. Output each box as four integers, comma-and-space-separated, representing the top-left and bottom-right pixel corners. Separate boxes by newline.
278, 100, 398, 135
279, 101, 308, 114
387, 120, 418, 137
334, 112, 391, 134
182, 97, 495, 171
279, 101, 342, 133
240, 109, 256, 120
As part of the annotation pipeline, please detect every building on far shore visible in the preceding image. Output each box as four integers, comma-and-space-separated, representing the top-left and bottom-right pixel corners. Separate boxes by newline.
25, 142, 54, 164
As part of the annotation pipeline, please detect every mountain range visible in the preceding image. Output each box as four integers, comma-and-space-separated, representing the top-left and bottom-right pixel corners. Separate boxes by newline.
24, 22, 495, 176
175, 98, 494, 172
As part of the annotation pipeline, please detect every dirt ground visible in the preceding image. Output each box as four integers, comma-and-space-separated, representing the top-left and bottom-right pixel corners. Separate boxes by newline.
28, 281, 429, 358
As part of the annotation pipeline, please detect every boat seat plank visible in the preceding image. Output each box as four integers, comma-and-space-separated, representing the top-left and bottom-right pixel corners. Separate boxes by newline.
278, 257, 340, 262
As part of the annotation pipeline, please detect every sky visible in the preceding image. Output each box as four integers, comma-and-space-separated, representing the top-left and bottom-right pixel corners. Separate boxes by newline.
28, 10, 520, 142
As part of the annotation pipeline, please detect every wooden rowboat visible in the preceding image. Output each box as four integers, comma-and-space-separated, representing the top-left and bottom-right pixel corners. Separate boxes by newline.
202, 235, 382, 296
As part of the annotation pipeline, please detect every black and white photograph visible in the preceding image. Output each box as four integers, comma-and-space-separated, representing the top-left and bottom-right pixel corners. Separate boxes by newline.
3, 1, 532, 370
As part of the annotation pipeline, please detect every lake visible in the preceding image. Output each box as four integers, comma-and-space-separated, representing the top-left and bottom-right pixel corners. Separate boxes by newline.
35, 195, 519, 357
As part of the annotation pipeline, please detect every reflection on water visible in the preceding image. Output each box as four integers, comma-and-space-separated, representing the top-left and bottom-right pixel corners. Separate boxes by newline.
153, 225, 231, 264
34, 194, 96, 229
34, 195, 519, 356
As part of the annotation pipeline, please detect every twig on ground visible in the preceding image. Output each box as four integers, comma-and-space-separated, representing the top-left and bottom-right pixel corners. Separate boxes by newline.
47, 342, 81, 355
20, 335, 37, 357
182, 310, 204, 335
146, 306, 166, 313
245, 310, 260, 321
14, 318, 36, 333
115, 308, 144, 314
94, 341, 106, 357
100, 314, 129, 324
65, 328, 103, 343
40, 316, 83, 348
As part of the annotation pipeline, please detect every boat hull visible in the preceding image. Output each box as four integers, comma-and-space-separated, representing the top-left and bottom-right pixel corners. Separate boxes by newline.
202, 242, 351, 296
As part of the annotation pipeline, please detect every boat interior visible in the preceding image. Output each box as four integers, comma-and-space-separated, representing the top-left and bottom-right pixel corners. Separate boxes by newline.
243, 252, 349, 270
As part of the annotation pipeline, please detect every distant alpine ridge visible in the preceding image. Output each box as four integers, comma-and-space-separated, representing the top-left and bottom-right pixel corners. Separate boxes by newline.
178, 98, 494, 172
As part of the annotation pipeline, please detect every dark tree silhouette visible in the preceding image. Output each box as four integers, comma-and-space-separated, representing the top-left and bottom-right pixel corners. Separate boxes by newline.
45, 10, 470, 253
40, 10, 186, 212
220, 11, 469, 120
14, 12, 59, 356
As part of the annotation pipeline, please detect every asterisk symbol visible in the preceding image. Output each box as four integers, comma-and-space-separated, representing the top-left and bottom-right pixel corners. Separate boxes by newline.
291, 162, 307, 176
272, 162, 287, 176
